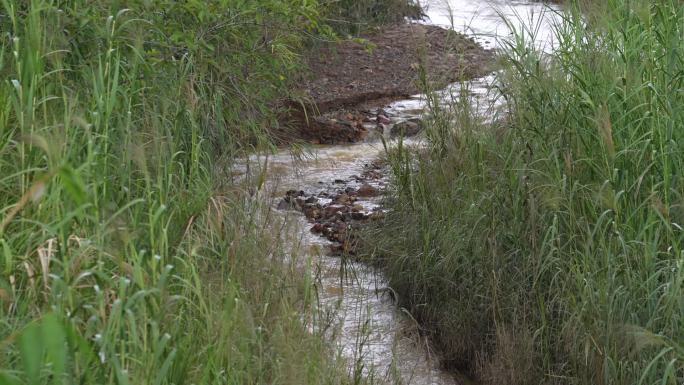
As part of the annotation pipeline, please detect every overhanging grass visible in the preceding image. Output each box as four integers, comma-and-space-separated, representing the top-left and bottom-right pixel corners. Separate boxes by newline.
369, 1, 684, 384
0, 0, 383, 383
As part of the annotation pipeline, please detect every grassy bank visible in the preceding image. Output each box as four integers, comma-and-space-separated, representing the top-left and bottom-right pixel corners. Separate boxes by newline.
368, 1, 684, 384
0, 0, 413, 383
322, 0, 422, 36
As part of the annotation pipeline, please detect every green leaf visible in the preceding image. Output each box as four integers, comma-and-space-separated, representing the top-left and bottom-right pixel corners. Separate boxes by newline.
1, 238, 11, 276
58, 166, 87, 206
154, 348, 177, 385
64, 320, 97, 373
0, 372, 22, 385
42, 314, 67, 382
18, 322, 44, 385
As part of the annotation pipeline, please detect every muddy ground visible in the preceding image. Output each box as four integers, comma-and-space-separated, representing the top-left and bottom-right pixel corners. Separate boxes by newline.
277, 23, 494, 144
273, 20, 495, 258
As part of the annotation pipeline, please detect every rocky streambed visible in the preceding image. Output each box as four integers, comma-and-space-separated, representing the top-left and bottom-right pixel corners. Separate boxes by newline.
239, 1, 563, 384
276, 159, 386, 256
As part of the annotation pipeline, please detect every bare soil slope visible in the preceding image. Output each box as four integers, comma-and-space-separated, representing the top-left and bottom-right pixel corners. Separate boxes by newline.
280, 23, 494, 144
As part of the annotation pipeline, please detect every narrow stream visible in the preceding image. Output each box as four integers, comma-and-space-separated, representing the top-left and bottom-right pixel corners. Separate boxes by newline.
239, 1, 561, 384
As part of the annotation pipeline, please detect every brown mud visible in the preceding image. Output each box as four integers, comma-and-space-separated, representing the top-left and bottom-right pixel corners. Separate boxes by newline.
278, 23, 494, 144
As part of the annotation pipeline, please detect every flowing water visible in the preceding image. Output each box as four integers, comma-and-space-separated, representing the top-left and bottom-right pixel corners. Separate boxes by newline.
421, 0, 560, 50
239, 1, 561, 384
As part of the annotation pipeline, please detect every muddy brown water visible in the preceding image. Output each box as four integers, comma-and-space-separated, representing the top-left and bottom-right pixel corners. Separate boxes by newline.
237, 1, 561, 384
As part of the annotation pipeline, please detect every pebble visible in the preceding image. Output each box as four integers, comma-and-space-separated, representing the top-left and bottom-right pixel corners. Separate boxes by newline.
275, 161, 386, 255
357, 183, 379, 197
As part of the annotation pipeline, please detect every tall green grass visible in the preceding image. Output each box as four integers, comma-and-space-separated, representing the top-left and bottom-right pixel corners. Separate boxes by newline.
369, 0, 684, 384
0, 0, 378, 383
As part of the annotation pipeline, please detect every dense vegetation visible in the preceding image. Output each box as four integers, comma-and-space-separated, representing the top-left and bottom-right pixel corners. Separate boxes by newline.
322, 0, 422, 35
370, 0, 684, 384
0, 0, 412, 384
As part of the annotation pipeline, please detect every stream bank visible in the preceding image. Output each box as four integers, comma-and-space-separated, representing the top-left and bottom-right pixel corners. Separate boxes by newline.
278, 22, 494, 144
361, 1, 684, 385
239, 1, 563, 384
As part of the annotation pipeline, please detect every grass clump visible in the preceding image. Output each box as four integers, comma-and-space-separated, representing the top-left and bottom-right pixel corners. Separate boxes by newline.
368, 1, 684, 384
322, 0, 423, 36
0, 0, 369, 383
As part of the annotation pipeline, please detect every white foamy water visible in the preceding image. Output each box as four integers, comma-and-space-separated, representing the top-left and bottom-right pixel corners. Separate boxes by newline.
422, 0, 562, 51
388, 0, 563, 127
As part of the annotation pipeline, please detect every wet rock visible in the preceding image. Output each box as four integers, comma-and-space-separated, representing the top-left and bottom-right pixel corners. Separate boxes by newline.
311, 223, 325, 234
357, 183, 379, 197
324, 204, 349, 219
330, 239, 358, 255
331, 221, 348, 240
287, 189, 304, 196
277, 199, 292, 210
335, 193, 352, 205
370, 211, 385, 220
303, 205, 322, 219
305, 115, 369, 144
277, 151, 391, 256
330, 243, 345, 254
390, 119, 422, 137
320, 224, 333, 237
351, 212, 368, 220
278, 190, 322, 213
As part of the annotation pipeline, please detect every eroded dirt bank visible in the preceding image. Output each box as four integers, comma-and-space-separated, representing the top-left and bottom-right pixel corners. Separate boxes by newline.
277, 23, 494, 144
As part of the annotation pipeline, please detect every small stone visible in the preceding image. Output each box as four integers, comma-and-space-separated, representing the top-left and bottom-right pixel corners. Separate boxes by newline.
357, 183, 379, 197
277, 199, 290, 210
286, 189, 305, 197
311, 223, 324, 233
330, 243, 344, 254
303, 206, 321, 219
351, 212, 368, 220
335, 193, 351, 204
324, 205, 348, 218
391, 119, 422, 137
370, 211, 385, 220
